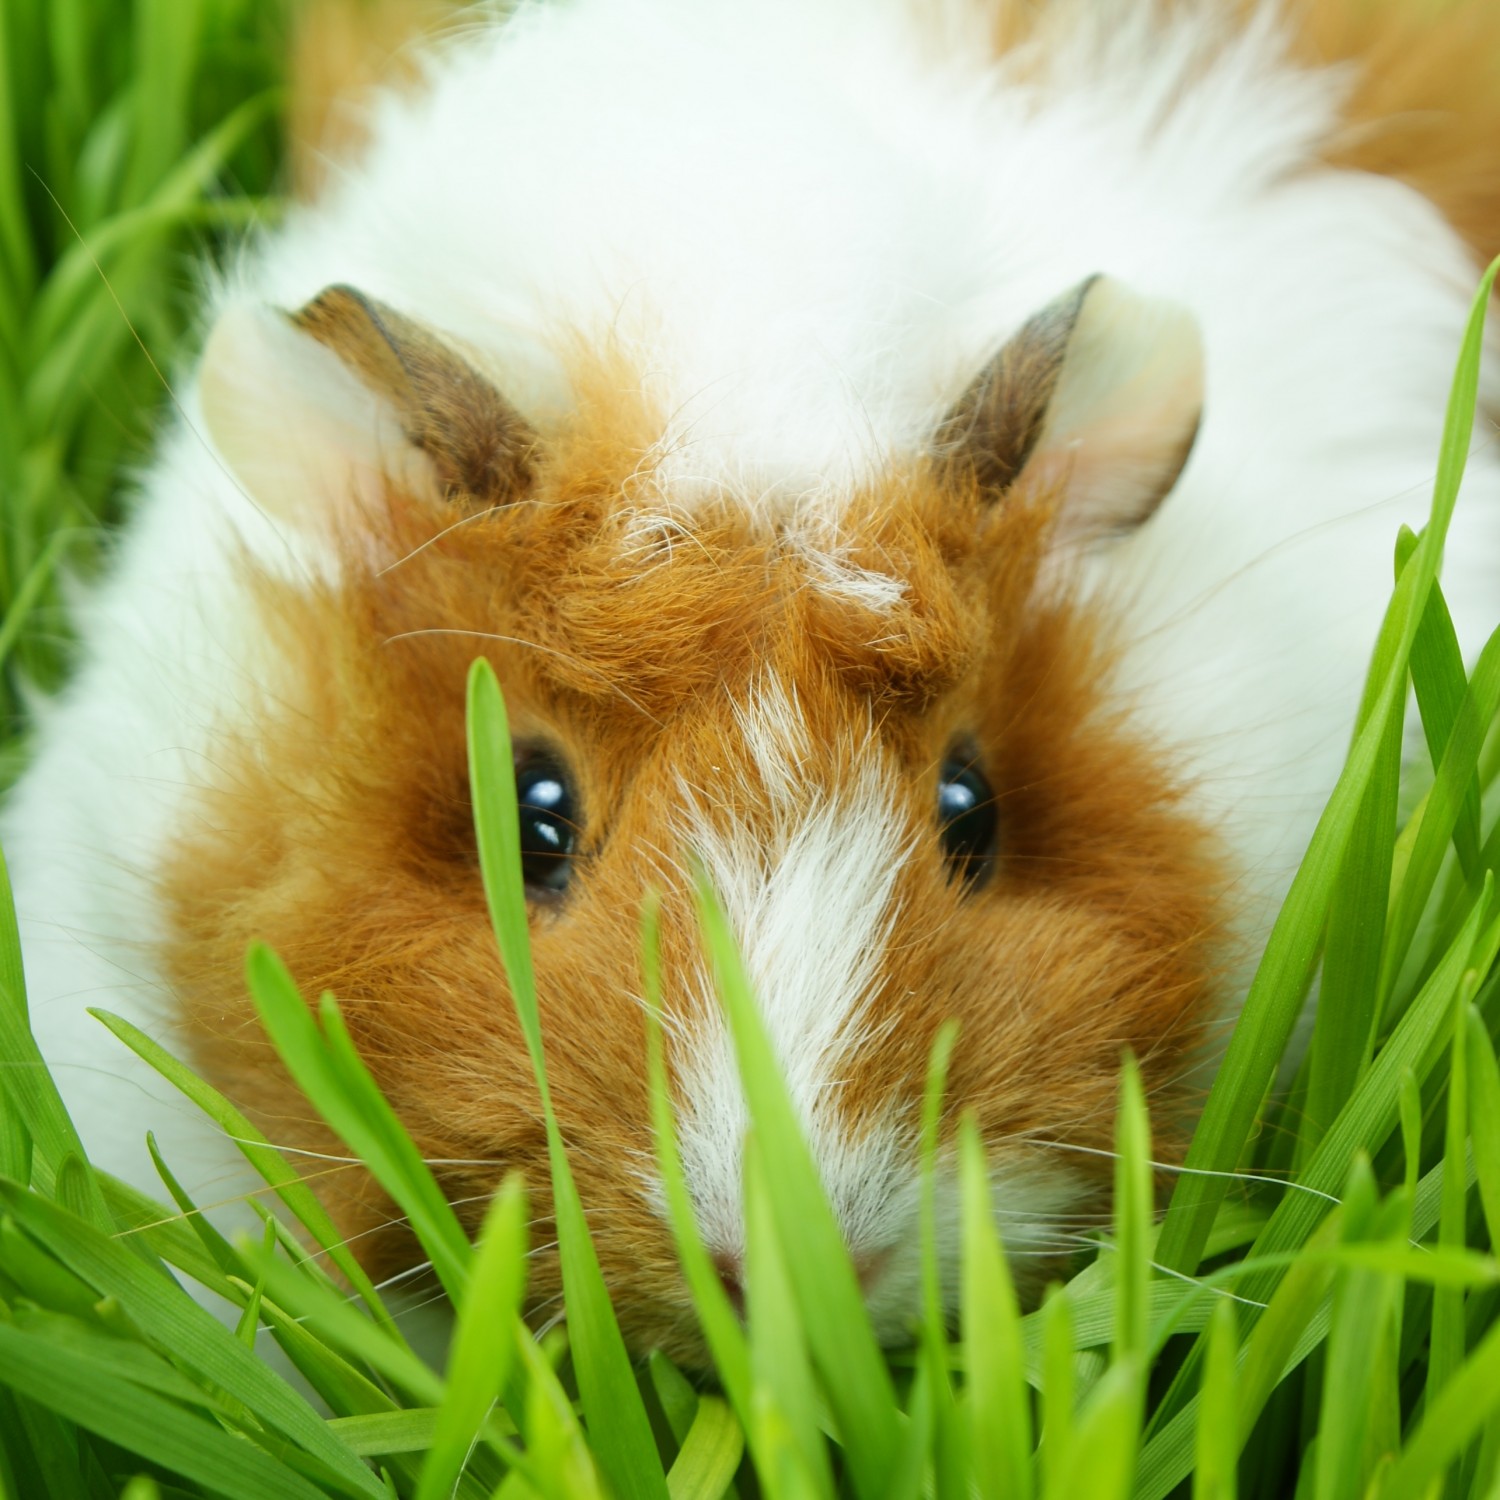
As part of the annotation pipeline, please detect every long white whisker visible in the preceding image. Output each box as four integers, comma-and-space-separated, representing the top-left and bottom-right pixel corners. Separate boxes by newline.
1026, 1138, 1342, 1206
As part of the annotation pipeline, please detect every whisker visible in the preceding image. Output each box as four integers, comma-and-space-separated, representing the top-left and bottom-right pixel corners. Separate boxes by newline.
376, 503, 508, 575
1089, 1239, 1271, 1309
1024, 1138, 1342, 1206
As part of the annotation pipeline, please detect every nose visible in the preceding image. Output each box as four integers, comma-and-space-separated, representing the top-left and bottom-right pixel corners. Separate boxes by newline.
711, 1246, 892, 1318
712, 1251, 745, 1315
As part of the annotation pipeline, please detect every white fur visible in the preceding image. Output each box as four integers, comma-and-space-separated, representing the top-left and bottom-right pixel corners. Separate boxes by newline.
672, 676, 910, 1262
668, 676, 1091, 1325
4, 0, 1499, 1308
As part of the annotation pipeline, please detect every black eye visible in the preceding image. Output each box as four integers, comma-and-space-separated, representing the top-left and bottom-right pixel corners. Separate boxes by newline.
937, 757, 997, 885
515, 759, 579, 893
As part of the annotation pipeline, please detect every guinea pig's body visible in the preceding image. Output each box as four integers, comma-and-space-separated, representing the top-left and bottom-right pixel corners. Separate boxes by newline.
5, 0, 1500, 1356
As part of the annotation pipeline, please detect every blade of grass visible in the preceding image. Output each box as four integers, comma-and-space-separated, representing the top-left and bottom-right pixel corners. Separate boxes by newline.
249, 1250, 447, 1410
467, 658, 668, 1500
692, 873, 902, 1499
1302, 606, 1403, 1149
98, 1171, 243, 1301
959, 1114, 1032, 1500
244, 946, 472, 1310
1376, 1313, 1500, 1500
514, 1326, 608, 1500
1429, 974, 1475, 1412
0, 843, 111, 1230
917, 1020, 964, 1500
0, 1065, 27, 1188
665, 1396, 743, 1500
92, 1005, 396, 1329
1156, 252, 1500, 1277
0, 1180, 386, 1498
1377, 623, 1500, 1020
1311, 1156, 1389, 1500
416, 1173, 527, 1500
1150, 879, 1497, 1455
1040, 1285, 1075, 1500
1052, 1358, 1144, 1500
328, 1409, 506, 1459
1113, 1054, 1151, 1368
0, 1319, 330, 1500
1224, 875, 1496, 1316
235, 1216, 276, 1348
1400, 525, 1482, 877
1194, 1299, 1237, 1500
145, 1131, 249, 1295
1467, 1006, 1500, 1251
640, 899, 754, 1414
251, 1295, 408, 1426
743, 1132, 833, 1497
1136, 1209, 1345, 1500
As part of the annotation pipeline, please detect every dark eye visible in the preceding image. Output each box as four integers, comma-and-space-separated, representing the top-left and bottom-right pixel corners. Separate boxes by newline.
937, 757, 997, 885
516, 759, 579, 893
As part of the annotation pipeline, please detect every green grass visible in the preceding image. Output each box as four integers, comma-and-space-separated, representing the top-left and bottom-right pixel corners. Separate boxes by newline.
0, 0, 286, 779
4, 3, 1500, 1496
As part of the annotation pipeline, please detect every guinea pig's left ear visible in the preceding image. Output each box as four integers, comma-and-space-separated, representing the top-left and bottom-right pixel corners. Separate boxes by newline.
937, 275, 1204, 542
198, 284, 537, 525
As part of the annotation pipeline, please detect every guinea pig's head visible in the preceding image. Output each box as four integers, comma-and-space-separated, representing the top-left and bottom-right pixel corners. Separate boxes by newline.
169, 274, 1220, 1360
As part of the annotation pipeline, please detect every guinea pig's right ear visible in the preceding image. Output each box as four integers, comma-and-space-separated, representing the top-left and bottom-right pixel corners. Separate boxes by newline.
198, 285, 537, 526
936, 275, 1204, 544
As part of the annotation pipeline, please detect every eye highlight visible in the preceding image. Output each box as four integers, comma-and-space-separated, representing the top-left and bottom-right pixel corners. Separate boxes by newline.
937, 757, 997, 885
515, 758, 579, 893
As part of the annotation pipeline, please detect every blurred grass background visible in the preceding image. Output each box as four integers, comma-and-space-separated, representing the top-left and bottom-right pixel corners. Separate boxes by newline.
0, 0, 291, 783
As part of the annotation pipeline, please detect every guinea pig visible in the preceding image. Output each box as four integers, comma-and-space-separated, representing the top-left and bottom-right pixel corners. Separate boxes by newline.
5, 0, 1500, 1362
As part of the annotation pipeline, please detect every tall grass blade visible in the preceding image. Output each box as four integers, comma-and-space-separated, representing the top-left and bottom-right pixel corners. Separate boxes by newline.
1193, 1299, 1237, 1500
1156, 252, 1500, 1276
1112, 1054, 1151, 1368
1040, 1284, 1075, 1500
1377, 1314, 1500, 1500
693, 874, 901, 1499
466, 658, 668, 1500
0, 1320, 334, 1500
1429, 972, 1476, 1413
743, 1133, 833, 1497
1401, 525, 1483, 876
959, 1114, 1032, 1500
0, 1181, 386, 1497
640, 900, 754, 1415
416, 1173, 527, 1500
0, 844, 110, 1228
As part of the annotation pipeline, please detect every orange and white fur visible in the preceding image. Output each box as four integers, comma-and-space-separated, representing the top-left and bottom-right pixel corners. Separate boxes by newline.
4, 0, 1499, 1357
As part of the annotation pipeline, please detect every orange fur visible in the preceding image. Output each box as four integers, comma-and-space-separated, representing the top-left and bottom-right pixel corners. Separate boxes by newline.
161, 348, 1225, 1354
1289, 0, 1500, 272
289, 0, 460, 200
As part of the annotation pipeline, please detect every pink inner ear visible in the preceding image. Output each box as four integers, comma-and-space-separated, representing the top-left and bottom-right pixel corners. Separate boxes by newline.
1031, 280, 1205, 543
197, 301, 438, 529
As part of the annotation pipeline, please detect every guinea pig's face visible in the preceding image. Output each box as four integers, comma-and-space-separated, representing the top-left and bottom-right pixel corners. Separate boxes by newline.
171, 278, 1221, 1360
